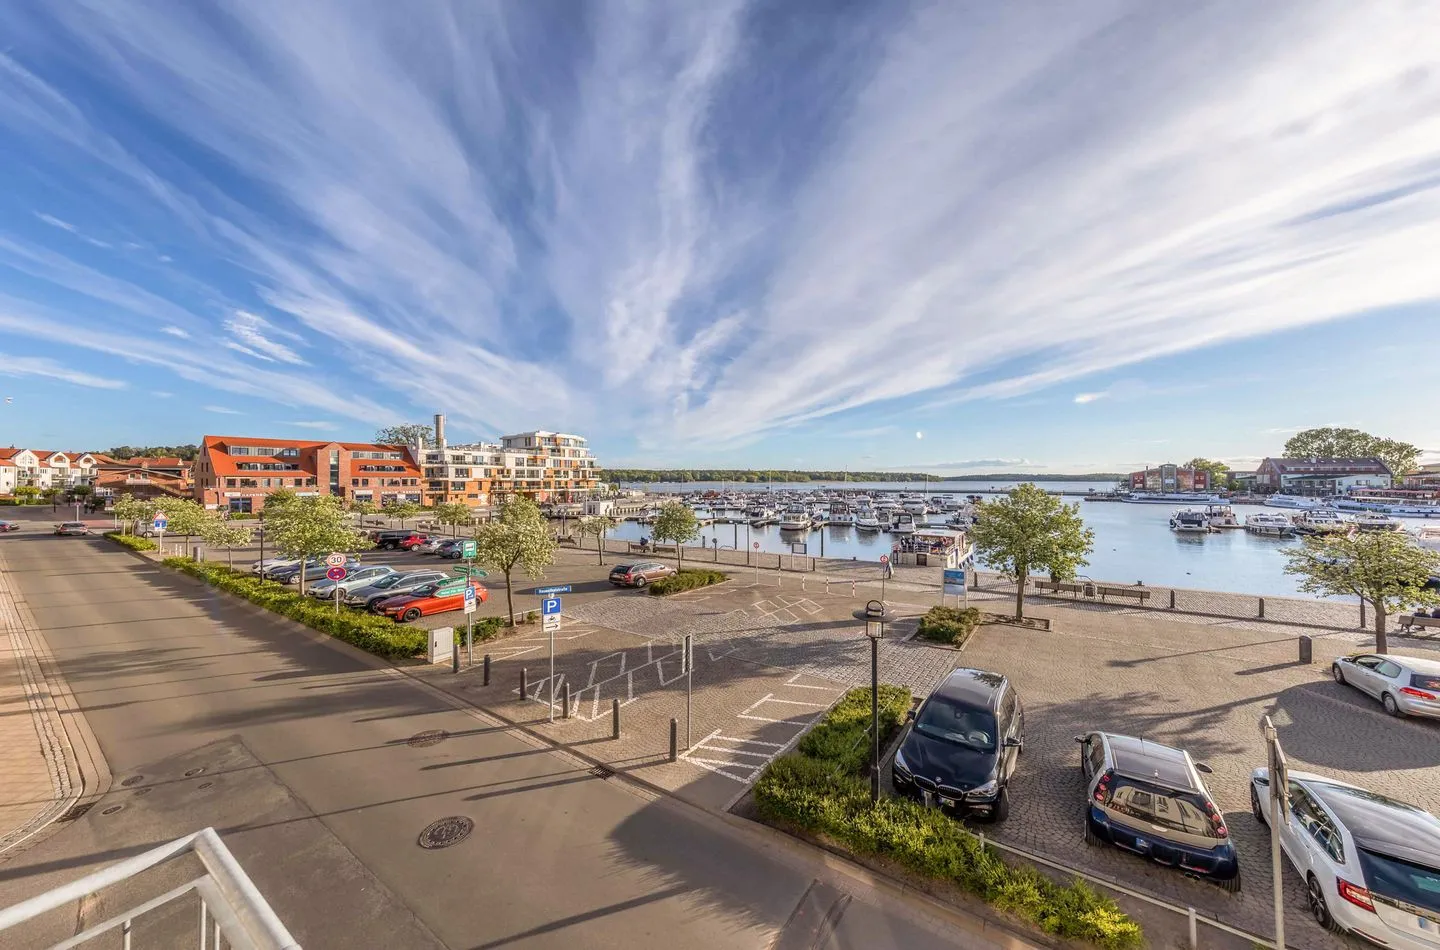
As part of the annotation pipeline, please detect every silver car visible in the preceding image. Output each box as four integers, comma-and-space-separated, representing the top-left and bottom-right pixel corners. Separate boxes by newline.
1331, 653, 1440, 718
343, 570, 449, 610
307, 565, 397, 600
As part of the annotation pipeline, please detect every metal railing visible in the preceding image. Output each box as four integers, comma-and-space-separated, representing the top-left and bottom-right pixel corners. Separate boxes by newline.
0, 827, 300, 950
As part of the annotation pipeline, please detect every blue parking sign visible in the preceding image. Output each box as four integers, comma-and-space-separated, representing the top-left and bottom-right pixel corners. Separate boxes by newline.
542, 596, 561, 616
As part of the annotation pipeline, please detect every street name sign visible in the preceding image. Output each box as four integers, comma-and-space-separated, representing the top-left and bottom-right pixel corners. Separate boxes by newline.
536, 585, 571, 596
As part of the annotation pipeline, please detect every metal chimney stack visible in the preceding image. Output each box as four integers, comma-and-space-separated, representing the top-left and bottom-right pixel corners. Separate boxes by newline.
434, 413, 447, 450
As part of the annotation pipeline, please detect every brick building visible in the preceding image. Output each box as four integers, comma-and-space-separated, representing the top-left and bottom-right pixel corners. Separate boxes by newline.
1254, 457, 1392, 494
92, 455, 193, 503
1127, 464, 1211, 493
194, 436, 423, 514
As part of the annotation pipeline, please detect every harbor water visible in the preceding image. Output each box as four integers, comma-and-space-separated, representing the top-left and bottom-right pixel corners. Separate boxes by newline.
612, 481, 1431, 599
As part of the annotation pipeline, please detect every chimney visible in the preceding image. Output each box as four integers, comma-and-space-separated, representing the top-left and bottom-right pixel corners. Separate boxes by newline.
434, 413, 447, 451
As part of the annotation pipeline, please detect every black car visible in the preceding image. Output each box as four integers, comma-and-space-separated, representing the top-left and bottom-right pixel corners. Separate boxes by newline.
892, 668, 1023, 821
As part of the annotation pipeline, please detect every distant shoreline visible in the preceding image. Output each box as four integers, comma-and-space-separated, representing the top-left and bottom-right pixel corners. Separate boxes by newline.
603, 469, 1122, 484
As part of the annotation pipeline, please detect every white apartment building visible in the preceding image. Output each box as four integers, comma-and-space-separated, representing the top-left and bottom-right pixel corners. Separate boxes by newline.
0, 449, 100, 493
419, 415, 601, 507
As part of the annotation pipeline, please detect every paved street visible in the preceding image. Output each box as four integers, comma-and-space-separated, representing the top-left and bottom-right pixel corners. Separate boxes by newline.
0, 514, 1020, 950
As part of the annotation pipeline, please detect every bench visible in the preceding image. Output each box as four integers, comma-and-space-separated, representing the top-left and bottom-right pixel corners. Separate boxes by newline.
1095, 585, 1152, 604
1034, 580, 1085, 596
1400, 615, 1440, 633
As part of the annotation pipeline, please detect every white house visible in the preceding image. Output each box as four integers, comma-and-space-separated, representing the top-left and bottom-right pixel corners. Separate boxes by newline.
0, 448, 100, 493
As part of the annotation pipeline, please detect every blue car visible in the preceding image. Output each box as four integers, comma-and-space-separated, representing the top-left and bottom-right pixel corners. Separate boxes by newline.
1077, 732, 1240, 890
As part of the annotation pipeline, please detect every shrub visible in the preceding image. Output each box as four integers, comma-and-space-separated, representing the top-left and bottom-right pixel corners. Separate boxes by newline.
755, 688, 1143, 950
648, 568, 726, 596
457, 616, 505, 646
916, 605, 982, 646
104, 531, 157, 552
163, 558, 428, 659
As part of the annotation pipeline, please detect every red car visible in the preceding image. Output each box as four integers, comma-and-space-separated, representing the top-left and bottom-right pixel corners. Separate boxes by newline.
377, 578, 488, 622
370, 530, 430, 551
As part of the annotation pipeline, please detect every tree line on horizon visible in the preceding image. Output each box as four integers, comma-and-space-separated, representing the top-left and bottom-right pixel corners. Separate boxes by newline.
601, 468, 1124, 484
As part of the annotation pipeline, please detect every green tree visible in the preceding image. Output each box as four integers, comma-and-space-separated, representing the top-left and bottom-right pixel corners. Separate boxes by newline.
430, 502, 473, 536
41, 486, 63, 505
264, 496, 373, 595
152, 498, 211, 555
374, 423, 433, 447
1284, 531, 1440, 652
70, 485, 93, 501
201, 517, 254, 567
14, 485, 40, 505
112, 493, 154, 533
651, 502, 700, 568
969, 483, 1095, 621
348, 499, 378, 519
577, 514, 619, 566
1185, 457, 1233, 491
473, 497, 556, 626
382, 500, 424, 529
1282, 427, 1421, 484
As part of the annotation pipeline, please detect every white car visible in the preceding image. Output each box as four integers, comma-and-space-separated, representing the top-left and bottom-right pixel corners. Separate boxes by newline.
1251, 767, 1440, 947
250, 556, 301, 575
307, 565, 397, 599
414, 537, 449, 556
1332, 653, 1440, 719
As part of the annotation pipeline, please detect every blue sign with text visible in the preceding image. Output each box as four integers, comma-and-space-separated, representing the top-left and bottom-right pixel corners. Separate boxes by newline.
542, 596, 562, 616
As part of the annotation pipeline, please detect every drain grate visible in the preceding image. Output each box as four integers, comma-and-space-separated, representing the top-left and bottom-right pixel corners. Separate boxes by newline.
100, 805, 124, 816
198, 782, 214, 790
588, 764, 616, 780
119, 775, 144, 788
58, 802, 94, 822
407, 730, 448, 749
183, 767, 205, 777
417, 816, 473, 850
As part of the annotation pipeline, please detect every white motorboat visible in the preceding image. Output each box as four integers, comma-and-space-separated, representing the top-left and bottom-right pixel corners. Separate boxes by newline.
1263, 494, 1322, 510
1293, 509, 1350, 535
827, 501, 854, 527
1169, 508, 1212, 534
854, 506, 881, 529
891, 511, 919, 535
1352, 511, 1403, 532
1122, 491, 1224, 504
1335, 494, 1440, 518
1413, 526, 1440, 552
1245, 513, 1295, 538
1203, 504, 1240, 529
778, 505, 811, 531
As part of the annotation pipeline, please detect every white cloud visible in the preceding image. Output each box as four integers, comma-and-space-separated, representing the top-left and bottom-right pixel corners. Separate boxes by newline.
34, 212, 76, 232
0, 353, 125, 389
159, 325, 189, 338
1073, 392, 1107, 405
204, 405, 242, 415
224, 311, 306, 365
285, 420, 338, 430
151, 391, 174, 398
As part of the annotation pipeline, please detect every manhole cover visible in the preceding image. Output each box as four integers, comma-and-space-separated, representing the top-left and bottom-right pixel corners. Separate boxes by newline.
588, 764, 616, 780
183, 767, 205, 777
198, 782, 214, 790
58, 802, 94, 822
119, 775, 144, 788
407, 730, 448, 749
100, 805, 124, 816
418, 816, 473, 850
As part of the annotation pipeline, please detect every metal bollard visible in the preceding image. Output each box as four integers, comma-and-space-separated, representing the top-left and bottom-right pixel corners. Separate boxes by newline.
851, 580, 856, 597
521, 667, 528, 700
1187, 907, 1197, 949
977, 830, 985, 850
1169, 589, 1176, 610
1258, 596, 1266, 619
801, 576, 806, 591
483, 654, 491, 686
452, 639, 460, 674
1299, 635, 1313, 664
825, 577, 830, 594
562, 682, 571, 719
612, 698, 621, 739
669, 718, 678, 762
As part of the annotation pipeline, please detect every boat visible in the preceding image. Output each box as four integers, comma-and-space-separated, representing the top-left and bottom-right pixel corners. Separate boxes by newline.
1122, 491, 1224, 504
828, 501, 854, 527
1245, 513, 1295, 538
1334, 493, 1440, 518
1292, 509, 1350, 535
854, 506, 881, 530
1352, 512, 1403, 532
1413, 526, 1440, 552
891, 511, 919, 535
1169, 509, 1212, 534
778, 505, 811, 531
1203, 504, 1240, 529
1263, 494, 1322, 510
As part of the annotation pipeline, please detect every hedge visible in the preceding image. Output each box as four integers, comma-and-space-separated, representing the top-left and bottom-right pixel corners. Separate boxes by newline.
104, 531, 158, 552
915, 605, 982, 647
754, 688, 1143, 950
798, 684, 912, 775
648, 568, 726, 596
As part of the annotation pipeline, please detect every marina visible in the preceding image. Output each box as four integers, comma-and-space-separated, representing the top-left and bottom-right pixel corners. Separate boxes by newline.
614, 480, 1440, 599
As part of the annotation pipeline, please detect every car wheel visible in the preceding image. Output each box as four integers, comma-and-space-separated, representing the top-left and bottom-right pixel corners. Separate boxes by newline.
1083, 822, 1100, 847
1251, 784, 1266, 825
384, 541, 398, 550
1383, 692, 1403, 717
1307, 874, 1342, 933
1218, 874, 1241, 894
401, 608, 422, 622
635, 576, 648, 587
1332, 664, 1345, 685
988, 786, 1011, 822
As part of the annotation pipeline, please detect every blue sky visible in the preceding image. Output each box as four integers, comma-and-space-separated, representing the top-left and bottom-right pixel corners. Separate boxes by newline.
2, 1, 1438, 472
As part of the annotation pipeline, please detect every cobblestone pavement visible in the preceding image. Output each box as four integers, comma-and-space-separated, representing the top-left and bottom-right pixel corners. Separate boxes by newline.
954, 600, 1440, 949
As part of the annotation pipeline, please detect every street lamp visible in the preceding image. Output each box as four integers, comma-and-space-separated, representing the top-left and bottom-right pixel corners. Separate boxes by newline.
852, 599, 892, 804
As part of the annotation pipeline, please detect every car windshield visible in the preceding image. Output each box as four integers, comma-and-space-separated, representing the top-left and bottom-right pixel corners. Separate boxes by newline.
1358, 849, 1440, 915
912, 697, 996, 751
1102, 777, 1220, 838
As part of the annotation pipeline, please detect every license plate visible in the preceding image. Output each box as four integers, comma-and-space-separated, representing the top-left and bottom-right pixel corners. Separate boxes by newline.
940, 797, 956, 807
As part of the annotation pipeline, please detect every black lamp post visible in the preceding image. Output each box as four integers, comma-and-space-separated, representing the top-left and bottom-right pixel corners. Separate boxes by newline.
852, 599, 892, 804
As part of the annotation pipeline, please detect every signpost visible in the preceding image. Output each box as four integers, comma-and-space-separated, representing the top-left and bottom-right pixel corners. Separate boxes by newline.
152, 514, 167, 554
542, 595, 562, 721
753, 541, 761, 580
942, 568, 967, 603
1261, 716, 1289, 949
461, 540, 480, 667
880, 554, 890, 603
327, 565, 347, 611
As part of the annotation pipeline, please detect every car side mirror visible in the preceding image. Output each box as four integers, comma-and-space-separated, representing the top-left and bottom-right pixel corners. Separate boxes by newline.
1194, 762, 1214, 774
1004, 737, 1022, 749
1073, 735, 1086, 744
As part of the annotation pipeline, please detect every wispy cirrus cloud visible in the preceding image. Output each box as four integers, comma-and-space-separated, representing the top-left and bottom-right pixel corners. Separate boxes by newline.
204, 405, 242, 415
159, 325, 189, 339
0, 353, 124, 389
284, 420, 338, 430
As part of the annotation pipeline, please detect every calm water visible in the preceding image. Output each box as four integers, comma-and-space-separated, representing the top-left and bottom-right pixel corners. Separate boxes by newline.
612, 481, 1429, 598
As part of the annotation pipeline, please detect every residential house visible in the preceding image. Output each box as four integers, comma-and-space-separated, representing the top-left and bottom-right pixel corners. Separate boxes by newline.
92, 455, 194, 503
0, 448, 100, 493
1254, 457, 1393, 495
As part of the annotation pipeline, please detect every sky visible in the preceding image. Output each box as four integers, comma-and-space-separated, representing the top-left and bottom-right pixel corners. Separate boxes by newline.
2, 0, 1439, 473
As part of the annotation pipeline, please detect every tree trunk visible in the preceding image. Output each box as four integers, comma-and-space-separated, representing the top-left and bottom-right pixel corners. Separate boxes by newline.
504, 569, 516, 626
1373, 599, 1388, 654
227, 549, 233, 567
597, 532, 605, 567
677, 540, 684, 571
1013, 564, 1026, 621
299, 565, 308, 597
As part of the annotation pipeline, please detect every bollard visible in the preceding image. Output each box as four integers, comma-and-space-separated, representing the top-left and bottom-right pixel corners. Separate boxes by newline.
851, 580, 856, 597
562, 682, 572, 719
612, 698, 621, 739
977, 830, 986, 851
521, 667, 528, 700
801, 575, 806, 591
1299, 635, 1313, 664
452, 640, 460, 674
825, 578, 830, 594
1187, 907, 1197, 949
1169, 589, 1176, 610
669, 718, 678, 762
1258, 597, 1266, 619
483, 653, 491, 686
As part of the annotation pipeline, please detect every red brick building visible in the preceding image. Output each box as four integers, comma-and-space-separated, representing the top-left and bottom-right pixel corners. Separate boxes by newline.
1254, 457, 1392, 493
92, 455, 194, 503
194, 436, 423, 514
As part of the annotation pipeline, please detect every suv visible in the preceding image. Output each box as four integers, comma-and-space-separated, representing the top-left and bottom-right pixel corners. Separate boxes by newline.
892, 668, 1023, 821
350, 570, 449, 610
54, 522, 90, 536
1078, 732, 1239, 890
369, 530, 429, 551
609, 561, 677, 588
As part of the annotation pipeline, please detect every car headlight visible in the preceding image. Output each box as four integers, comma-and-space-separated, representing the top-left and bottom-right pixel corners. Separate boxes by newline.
967, 779, 999, 799
893, 748, 912, 776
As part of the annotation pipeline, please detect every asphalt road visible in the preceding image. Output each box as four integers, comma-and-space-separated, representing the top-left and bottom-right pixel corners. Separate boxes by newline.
0, 520, 1010, 950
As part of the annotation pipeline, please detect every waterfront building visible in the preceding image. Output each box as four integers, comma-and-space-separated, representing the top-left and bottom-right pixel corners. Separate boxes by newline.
194, 436, 423, 514
1127, 464, 1211, 493
1254, 457, 1392, 494
1404, 464, 1440, 490
420, 414, 601, 507
0, 449, 100, 493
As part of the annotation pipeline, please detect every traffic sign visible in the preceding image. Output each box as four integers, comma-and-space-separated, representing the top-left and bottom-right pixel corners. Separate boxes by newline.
753, 542, 760, 550
542, 611, 561, 633
324, 552, 346, 567
541, 596, 562, 616
463, 585, 477, 615
879, 554, 889, 564
535, 585, 571, 596
152, 515, 168, 530
451, 566, 488, 578
326, 566, 347, 581
461, 539, 477, 559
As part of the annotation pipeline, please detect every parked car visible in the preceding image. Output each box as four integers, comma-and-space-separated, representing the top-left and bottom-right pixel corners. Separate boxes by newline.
307, 565, 397, 600
0, 520, 21, 532
1331, 653, 1440, 719
892, 668, 1023, 821
251, 556, 301, 575
54, 522, 90, 536
377, 578, 488, 623
347, 570, 450, 610
608, 561, 677, 588
1251, 767, 1440, 944
1078, 731, 1238, 889
269, 558, 362, 585
369, 530, 429, 551
435, 538, 469, 560
414, 537, 450, 555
